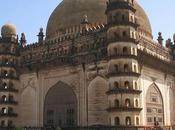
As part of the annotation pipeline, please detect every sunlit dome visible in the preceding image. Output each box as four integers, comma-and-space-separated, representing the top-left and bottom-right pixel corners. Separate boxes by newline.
1, 23, 17, 38
46, 0, 152, 39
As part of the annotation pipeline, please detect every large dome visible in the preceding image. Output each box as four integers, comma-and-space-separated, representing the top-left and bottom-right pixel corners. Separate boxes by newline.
46, 0, 152, 39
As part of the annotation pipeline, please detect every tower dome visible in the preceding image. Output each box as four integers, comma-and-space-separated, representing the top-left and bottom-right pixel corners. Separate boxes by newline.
1, 23, 17, 38
46, 0, 152, 39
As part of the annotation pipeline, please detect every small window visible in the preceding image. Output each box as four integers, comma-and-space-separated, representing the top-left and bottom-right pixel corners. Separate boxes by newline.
147, 117, 152, 122
151, 97, 157, 102
4, 59, 9, 65
4, 70, 8, 77
114, 99, 119, 107
134, 65, 137, 72
114, 14, 118, 22
3, 83, 8, 89
8, 120, 13, 127
122, 15, 125, 21
8, 107, 13, 114
126, 117, 131, 125
147, 108, 152, 113
132, 48, 135, 55
9, 95, 14, 102
124, 64, 129, 72
2, 95, 7, 102
125, 81, 130, 89
9, 70, 15, 77
125, 99, 131, 107
136, 117, 139, 125
114, 65, 119, 72
131, 16, 134, 22
114, 82, 119, 88
135, 99, 139, 107
114, 32, 120, 39
9, 82, 14, 89
2, 108, 7, 114
123, 47, 128, 55
123, 31, 127, 37
115, 117, 120, 125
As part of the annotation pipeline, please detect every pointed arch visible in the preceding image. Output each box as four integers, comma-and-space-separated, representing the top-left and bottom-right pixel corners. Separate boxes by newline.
21, 86, 37, 126
44, 81, 77, 127
146, 83, 164, 126
88, 76, 108, 125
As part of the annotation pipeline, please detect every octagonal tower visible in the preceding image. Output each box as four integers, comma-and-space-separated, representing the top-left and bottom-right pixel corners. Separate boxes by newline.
0, 23, 19, 127
106, 0, 142, 126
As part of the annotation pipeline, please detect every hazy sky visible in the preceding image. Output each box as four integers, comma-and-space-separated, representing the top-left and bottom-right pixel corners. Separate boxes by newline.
0, 0, 175, 44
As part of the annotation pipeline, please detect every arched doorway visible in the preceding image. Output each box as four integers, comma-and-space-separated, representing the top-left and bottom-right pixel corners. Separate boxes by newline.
44, 81, 77, 127
146, 83, 164, 126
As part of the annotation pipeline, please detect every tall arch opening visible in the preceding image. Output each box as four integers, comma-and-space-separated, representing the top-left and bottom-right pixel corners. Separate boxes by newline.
44, 81, 77, 127
146, 83, 164, 126
88, 76, 108, 125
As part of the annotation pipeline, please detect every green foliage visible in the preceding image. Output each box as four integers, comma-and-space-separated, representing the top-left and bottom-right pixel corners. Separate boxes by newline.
14, 127, 24, 130
56, 127, 62, 130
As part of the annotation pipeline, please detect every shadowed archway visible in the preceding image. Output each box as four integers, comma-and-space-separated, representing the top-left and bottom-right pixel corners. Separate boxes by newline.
44, 81, 77, 127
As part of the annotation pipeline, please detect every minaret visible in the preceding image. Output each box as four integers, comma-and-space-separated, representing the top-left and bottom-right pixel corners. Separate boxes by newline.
37, 28, 44, 43
106, 0, 142, 126
20, 33, 27, 47
0, 23, 19, 127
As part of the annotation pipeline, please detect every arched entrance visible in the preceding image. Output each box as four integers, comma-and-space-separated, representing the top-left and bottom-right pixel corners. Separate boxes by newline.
44, 81, 77, 127
146, 83, 164, 126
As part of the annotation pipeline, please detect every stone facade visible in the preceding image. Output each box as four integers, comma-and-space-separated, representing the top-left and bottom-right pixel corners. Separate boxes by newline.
0, 0, 175, 128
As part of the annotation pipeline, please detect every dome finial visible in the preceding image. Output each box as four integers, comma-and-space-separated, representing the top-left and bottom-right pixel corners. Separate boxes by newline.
20, 33, 27, 47
166, 38, 173, 48
157, 32, 163, 45
82, 14, 89, 24
37, 27, 45, 43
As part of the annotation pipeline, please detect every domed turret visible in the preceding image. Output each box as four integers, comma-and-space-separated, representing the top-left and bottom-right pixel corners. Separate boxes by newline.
1, 23, 17, 38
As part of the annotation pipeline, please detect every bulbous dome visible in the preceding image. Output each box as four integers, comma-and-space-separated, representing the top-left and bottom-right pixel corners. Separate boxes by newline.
46, 0, 152, 39
1, 23, 17, 38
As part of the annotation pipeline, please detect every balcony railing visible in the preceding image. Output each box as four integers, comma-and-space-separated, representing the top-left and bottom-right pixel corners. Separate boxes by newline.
107, 72, 140, 77
108, 38, 139, 45
0, 63, 16, 68
0, 100, 18, 105
0, 75, 19, 80
0, 87, 18, 93
107, 106, 142, 112
109, 54, 138, 60
107, 21, 139, 28
0, 112, 18, 117
106, 88, 142, 95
